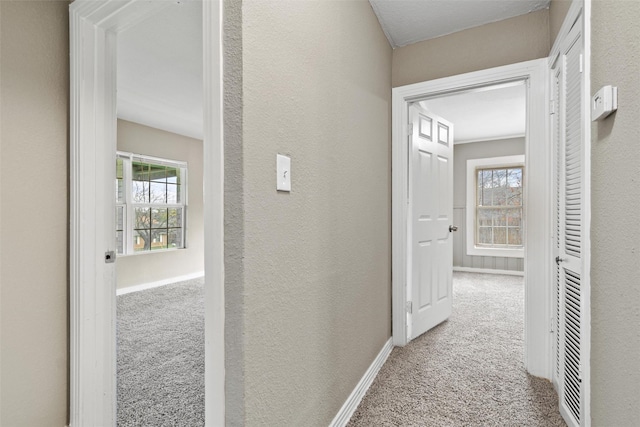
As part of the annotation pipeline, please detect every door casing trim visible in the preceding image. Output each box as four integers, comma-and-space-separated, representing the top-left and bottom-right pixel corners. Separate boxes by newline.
391, 58, 552, 379
69, 1, 224, 425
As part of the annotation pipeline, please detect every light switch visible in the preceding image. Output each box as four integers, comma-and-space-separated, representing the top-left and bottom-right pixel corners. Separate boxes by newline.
276, 154, 291, 192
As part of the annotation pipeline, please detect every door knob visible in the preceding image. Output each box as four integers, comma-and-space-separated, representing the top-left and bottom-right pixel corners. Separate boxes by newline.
555, 256, 566, 264
449, 225, 458, 232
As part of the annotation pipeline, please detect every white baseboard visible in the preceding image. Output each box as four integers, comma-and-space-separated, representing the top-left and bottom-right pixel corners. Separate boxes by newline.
329, 337, 393, 427
116, 271, 205, 295
453, 266, 524, 277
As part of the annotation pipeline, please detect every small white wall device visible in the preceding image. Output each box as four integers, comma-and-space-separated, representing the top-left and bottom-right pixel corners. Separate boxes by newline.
276, 154, 291, 192
591, 85, 618, 121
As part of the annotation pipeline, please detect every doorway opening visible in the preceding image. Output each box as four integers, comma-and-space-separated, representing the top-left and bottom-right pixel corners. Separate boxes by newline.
69, 1, 223, 425
392, 58, 552, 379
113, 2, 206, 424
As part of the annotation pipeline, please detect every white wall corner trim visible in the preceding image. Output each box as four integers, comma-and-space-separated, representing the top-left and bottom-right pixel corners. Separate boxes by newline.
116, 271, 205, 295
453, 266, 524, 277
329, 338, 393, 427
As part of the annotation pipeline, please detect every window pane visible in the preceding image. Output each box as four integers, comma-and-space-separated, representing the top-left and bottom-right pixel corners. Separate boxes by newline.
133, 230, 148, 252
478, 209, 492, 227
477, 170, 483, 205
475, 165, 524, 251
119, 156, 186, 254
481, 170, 492, 206
493, 169, 507, 188
167, 184, 179, 204
116, 231, 124, 255
493, 188, 506, 206
167, 167, 181, 184
132, 162, 149, 181
478, 227, 492, 245
116, 206, 124, 231
132, 181, 149, 203
116, 159, 124, 203
151, 208, 169, 229
508, 227, 523, 246
507, 209, 522, 227
116, 179, 124, 203
134, 207, 151, 230
151, 229, 168, 250
149, 164, 166, 183
168, 228, 183, 249
507, 187, 522, 206
494, 209, 507, 226
507, 168, 522, 188
168, 208, 182, 228
150, 182, 167, 203
116, 158, 124, 179
494, 227, 507, 245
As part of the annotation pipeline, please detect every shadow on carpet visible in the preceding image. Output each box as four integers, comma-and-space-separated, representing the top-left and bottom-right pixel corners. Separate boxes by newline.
348, 272, 567, 427
117, 278, 204, 427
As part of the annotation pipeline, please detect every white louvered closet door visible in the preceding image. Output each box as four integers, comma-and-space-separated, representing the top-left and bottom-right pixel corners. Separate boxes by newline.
551, 12, 587, 427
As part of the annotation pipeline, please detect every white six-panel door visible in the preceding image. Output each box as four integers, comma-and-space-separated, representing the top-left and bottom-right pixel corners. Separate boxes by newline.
408, 104, 454, 340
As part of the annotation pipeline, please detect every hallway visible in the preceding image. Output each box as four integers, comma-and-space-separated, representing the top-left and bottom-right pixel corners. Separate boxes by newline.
348, 272, 566, 426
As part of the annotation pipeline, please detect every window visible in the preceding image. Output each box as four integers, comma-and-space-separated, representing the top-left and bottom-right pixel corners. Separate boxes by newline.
466, 155, 524, 258
116, 152, 187, 255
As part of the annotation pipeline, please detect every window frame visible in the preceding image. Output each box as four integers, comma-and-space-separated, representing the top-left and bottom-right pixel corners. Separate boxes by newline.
466, 155, 525, 258
116, 151, 188, 256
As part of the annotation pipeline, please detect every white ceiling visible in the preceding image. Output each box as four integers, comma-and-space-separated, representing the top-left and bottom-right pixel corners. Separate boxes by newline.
420, 83, 526, 144
117, 0, 203, 140
116, 1, 534, 140
369, 0, 550, 48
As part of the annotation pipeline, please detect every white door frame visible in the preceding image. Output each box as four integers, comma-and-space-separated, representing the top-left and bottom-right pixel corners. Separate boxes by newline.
69, 1, 224, 425
392, 59, 552, 379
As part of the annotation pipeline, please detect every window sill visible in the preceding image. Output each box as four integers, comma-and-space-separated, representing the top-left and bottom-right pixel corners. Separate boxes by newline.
117, 247, 183, 257
467, 246, 524, 259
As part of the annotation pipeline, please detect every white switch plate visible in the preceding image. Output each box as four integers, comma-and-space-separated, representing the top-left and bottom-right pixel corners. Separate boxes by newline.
591, 85, 618, 121
276, 154, 291, 192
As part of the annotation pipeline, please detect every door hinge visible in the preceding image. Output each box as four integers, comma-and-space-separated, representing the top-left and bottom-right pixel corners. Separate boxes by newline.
550, 316, 555, 333
406, 301, 413, 314
550, 99, 556, 115
408, 123, 414, 134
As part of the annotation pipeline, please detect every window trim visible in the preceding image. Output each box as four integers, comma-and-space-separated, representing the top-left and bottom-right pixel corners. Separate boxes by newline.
117, 151, 188, 256
466, 155, 525, 258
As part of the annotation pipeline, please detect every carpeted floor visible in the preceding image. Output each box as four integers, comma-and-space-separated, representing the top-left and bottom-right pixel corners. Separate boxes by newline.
117, 278, 205, 427
348, 272, 566, 427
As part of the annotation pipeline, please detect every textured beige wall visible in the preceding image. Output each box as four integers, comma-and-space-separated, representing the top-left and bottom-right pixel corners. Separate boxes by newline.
223, 0, 246, 423
0, 2, 69, 425
392, 9, 550, 87
227, 0, 392, 424
549, 0, 571, 46
116, 120, 204, 289
590, 1, 640, 424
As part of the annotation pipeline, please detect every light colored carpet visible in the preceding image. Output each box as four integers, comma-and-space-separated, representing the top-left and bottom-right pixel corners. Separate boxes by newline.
117, 278, 204, 427
348, 272, 566, 427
